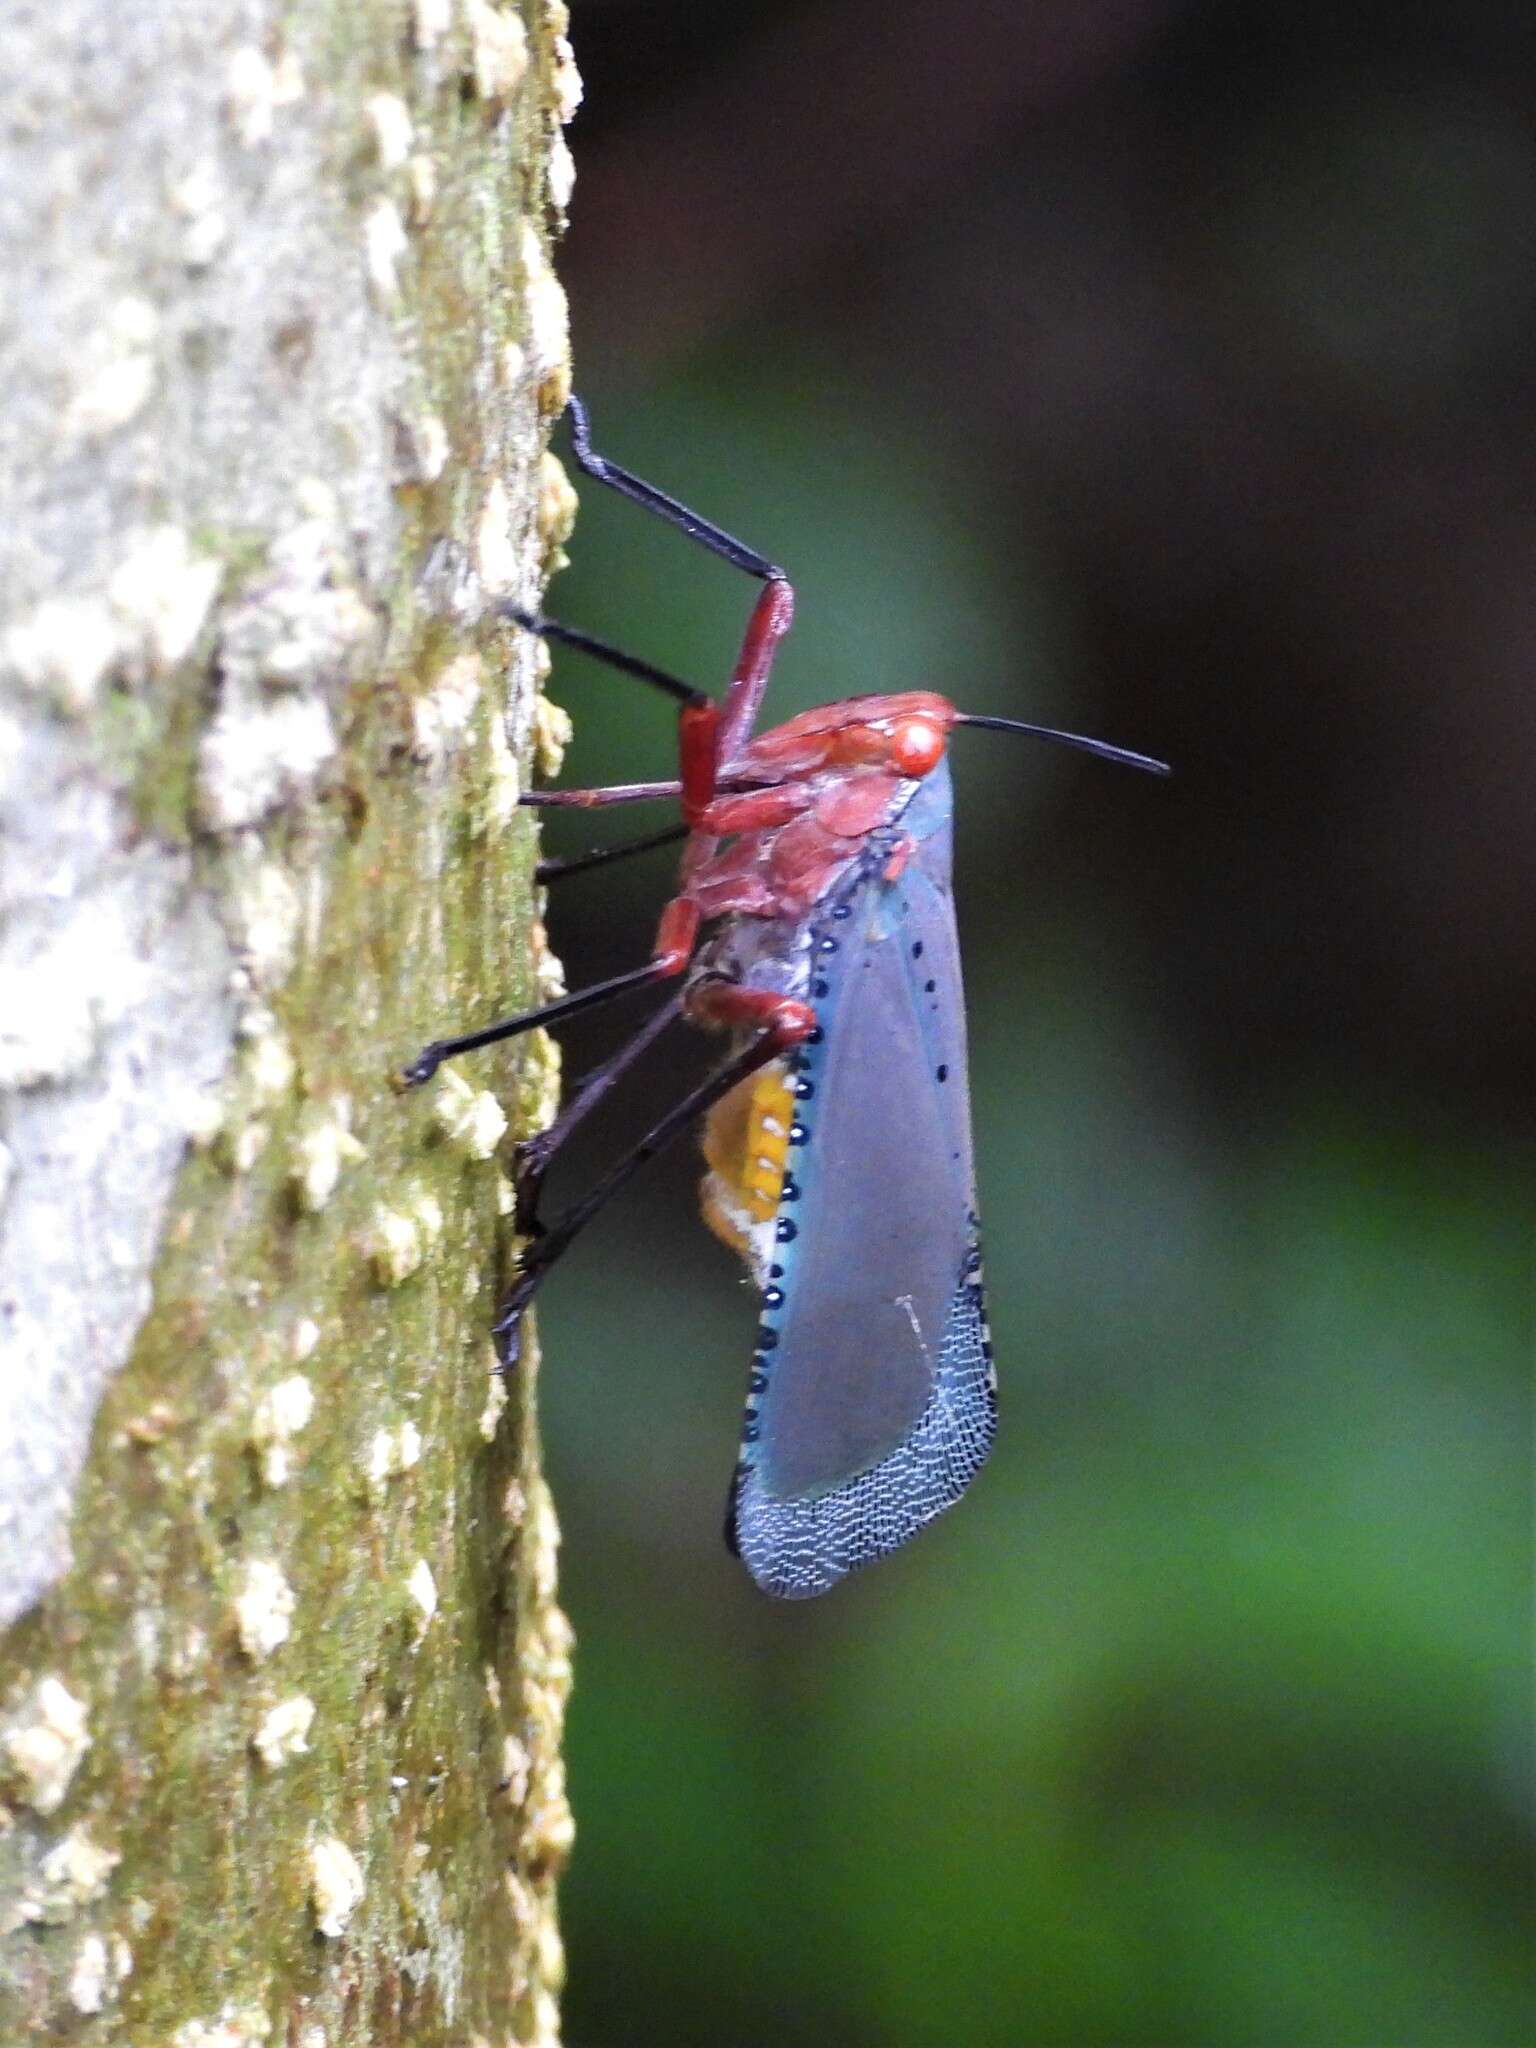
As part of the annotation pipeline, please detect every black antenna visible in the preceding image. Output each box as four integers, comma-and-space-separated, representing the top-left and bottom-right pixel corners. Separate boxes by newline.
955, 714, 1171, 777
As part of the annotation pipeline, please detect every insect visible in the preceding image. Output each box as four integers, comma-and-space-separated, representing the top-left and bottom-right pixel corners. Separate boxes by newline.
404, 398, 1168, 1599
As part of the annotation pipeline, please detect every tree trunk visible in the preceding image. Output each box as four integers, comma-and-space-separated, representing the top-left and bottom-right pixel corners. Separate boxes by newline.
0, 4, 581, 2040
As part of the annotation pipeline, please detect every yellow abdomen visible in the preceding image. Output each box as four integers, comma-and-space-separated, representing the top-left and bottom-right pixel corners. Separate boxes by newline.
700, 1061, 794, 1270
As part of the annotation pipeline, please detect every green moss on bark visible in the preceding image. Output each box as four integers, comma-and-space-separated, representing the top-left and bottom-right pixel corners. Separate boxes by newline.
0, 3, 582, 2042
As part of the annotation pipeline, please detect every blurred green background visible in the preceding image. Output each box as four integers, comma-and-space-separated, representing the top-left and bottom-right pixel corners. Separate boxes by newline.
527, 3, 1534, 2041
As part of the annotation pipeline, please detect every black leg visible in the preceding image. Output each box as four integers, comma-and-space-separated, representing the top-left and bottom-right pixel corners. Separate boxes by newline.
565, 395, 784, 584
401, 960, 675, 1088
494, 1026, 788, 1364
514, 993, 685, 1233
503, 607, 706, 711
535, 822, 689, 885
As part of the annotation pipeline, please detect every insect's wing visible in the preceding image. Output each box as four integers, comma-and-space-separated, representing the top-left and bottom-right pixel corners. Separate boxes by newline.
728, 762, 996, 1598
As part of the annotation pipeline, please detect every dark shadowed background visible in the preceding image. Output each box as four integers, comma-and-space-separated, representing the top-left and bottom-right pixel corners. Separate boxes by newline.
526, 3, 1534, 2041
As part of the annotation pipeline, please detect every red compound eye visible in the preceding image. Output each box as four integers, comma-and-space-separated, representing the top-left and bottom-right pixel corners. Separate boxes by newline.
890, 718, 944, 777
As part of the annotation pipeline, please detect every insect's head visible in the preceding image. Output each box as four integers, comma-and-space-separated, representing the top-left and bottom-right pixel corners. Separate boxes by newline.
887, 711, 949, 779
816, 690, 955, 779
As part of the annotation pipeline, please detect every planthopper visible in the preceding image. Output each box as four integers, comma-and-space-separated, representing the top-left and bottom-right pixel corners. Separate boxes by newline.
404, 399, 1168, 1598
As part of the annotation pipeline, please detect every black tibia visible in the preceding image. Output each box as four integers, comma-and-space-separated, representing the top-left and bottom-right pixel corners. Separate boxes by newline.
493, 1027, 788, 1367
513, 994, 684, 1235
535, 821, 689, 885
401, 960, 673, 1089
564, 395, 784, 583
503, 607, 706, 709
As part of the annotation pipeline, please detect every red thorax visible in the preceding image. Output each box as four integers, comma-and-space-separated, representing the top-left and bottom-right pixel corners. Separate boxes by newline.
667, 691, 955, 922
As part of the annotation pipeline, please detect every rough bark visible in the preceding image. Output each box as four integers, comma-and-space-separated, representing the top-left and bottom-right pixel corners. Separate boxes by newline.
0, 4, 581, 2041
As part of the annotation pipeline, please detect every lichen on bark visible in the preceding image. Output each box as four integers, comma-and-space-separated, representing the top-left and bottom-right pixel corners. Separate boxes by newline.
0, 3, 583, 2041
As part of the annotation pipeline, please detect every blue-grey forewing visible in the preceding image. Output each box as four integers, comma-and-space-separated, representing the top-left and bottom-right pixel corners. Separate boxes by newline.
729, 761, 996, 1597
754, 850, 969, 1496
